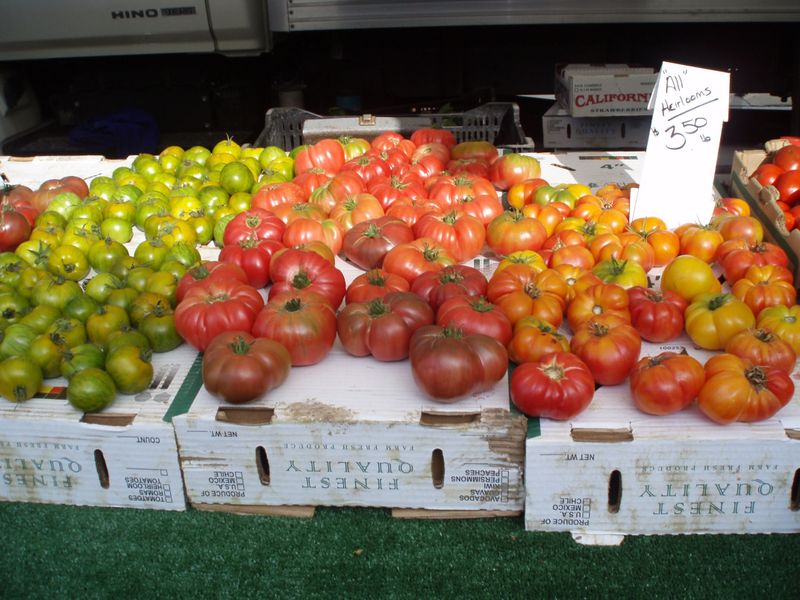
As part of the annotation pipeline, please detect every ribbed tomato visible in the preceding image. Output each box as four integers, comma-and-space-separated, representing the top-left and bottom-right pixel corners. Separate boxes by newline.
570, 318, 641, 386
510, 352, 595, 420
627, 286, 687, 343
268, 248, 346, 308
411, 264, 488, 312
629, 351, 705, 416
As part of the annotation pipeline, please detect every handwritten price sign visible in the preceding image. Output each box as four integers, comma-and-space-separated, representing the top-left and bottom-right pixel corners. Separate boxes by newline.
630, 62, 730, 229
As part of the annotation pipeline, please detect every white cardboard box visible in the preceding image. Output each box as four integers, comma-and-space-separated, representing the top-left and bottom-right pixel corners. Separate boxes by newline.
555, 64, 657, 117
529, 149, 645, 192
0, 345, 202, 510
542, 104, 650, 149
524, 334, 800, 545
173, 340, 526, 516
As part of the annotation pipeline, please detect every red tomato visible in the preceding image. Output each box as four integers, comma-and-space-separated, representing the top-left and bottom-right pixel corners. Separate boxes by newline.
450, 140, 499, 163
176, 260, 249, 303
174, 279, 264, 351
566, 283, 631, 331
0, 203, 33, 252
411, 264, 488, 312
697, 353, 794, 423
436, 295, 512, 347
486, 209, 547, 256
773, 169, 800, 205
329, 193, 385, 233
412, 210, 485, 263
368, 175, 426, 209
409, 325, 508, 401
772, 144, 800, 172
341, 216, 415, 270
222, 208, 285, 246
293, 139, 346, 177
488, 154, 541, 191
446, 158, 490, 179
487, 264, 568, 328
251, 290, 338, 366
716, 240, 790, 284
627, 286, 687, 343
340, 153, 389, 186
507, 316, 569, 364
629, 351, 705, 416
510, 352, 595, 420
410, 128, 456, 149
724, 328, 797, 372
371, 132, 416, 158
570, 318, 642, 386
282, 217, 343, 256
202, 331, 291, 404
382, 238, 457, 284
428, 174, 497, 210
337, 291, 434, 361
219, 236, 284, 288
750, 163, 785, 188
268, 248, 346, 308
251, 182, 307, 211
345, 268, 410, 304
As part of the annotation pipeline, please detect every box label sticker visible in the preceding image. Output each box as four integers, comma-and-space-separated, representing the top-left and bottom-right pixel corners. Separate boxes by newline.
124, 470, 176, 504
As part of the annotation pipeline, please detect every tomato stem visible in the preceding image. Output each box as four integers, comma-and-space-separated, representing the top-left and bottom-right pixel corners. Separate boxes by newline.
745, 365, 768, 390
367, 299, 390, 317
283, 298, 303, 312
291, 270, 312, 290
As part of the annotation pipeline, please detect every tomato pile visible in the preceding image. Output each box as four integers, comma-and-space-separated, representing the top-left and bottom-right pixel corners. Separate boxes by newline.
0, 128, 797, 422
750, 137, 800, 231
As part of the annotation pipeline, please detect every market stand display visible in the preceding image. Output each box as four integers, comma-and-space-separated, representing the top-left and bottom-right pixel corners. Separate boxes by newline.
0, 105, 798, 539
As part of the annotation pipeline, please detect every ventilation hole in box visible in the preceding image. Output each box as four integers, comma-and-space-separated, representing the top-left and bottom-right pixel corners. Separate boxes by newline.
256, 446, 271, 486
608, 469, 622, 513
791, 469, 799, 511
431, 449, 445, 489
94, 449, 110, 489
621, 122, 627, 139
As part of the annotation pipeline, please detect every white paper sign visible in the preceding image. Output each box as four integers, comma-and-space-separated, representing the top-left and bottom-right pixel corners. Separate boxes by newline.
631, 62, 730, 229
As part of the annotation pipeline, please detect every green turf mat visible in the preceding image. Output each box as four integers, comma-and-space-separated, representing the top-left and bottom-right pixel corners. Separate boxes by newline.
1, 502, 798, 599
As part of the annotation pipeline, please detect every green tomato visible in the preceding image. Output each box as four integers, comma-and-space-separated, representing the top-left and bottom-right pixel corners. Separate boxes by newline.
134, 240, 168, 270
67, 368, 116, 412
213, 213, 237, 248
86, 305, 130, 347
110, 256, 139, 282
88, 238, 130, 273
103, 201, 137, 222
32, 277, 82, 312
0, 323, 38, 359
126, 266, 155, 293
16, 240, 52, 269
110, 184, 142, 205
0, 253, 27, 288
19, 305, 61, 334
69, 204, 104, 223
89, 178, 117, 201
198, 185, 229, 213
258, 145, 287, 169
144, 271, 177, 306
105, 287, 139, 313
100, 217, 134, 243
47, 245, 90, 281
60, 343, 106, 380
158, 153, 181, 175
158, 260, 187, 282
48, 191, 82, 220
163, 243, 200, 269
16, 267, 51, 300
219, 161, 255, 195
45, 317, 86, 349
85, 273, 124, 304
27, 332, 68, 378
107, 327, 151, 355
129, 292, 171, 327
105, 345, 154, 395
59, 230, 96, 257
133, 156, 162, 180
135, 202, 169, 232
183, 146, 211, 166
188, 213, 214, 245
139, 311, 183, 353
63, 294, 99, 324
0, 356, 42, 402
35, 210, 67, 230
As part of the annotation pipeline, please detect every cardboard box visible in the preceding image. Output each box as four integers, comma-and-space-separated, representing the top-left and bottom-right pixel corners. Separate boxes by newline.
541, 104, 650, 149
529, 150, 646, 192
173, 343, 526, 517
524, 334, 800, 545
555, 64, 657, 117
729, 144, 800, 284
0, 346, 202, 510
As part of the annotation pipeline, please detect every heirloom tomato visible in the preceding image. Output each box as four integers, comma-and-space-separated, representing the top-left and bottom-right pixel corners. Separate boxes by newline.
566, 283, 631, 332
506, 316, 569, 364
629, 351, 705, 416
730, 264, 796, 316
175, 261, 248, 303
716, 239, 790, 284
487, 264, 567, 327
413, 210, 485, 263
698, 353, 793, 424
488, 154, 541, 191
757, 304, 800, 355
330, 193, 385, 233
268, 248, 346, 308
660, 255, 722, 302
345, 269, 410, 304
67, 367, 116, 412
435, 295, 512, 347
281, 217, 343, 256
341, 216, 414, 270
202, 331, 291, 404
591, 257, 647, 289
570, 318, 641, 386
219, 236, 283, 289
627, 286, 687, 343
174, 279, 264, 351
0, 356, 42, 402
251, 182, 306, 211
486, 210, 547, 256
105, 345, 153, 394
724, 328, 796, 372
678, 223, 724, 263
222, 208, 285, 246
251, 290, 337, 366
382, 238, 456, 284
410, 128, 456, 148
337, 292, 434, 361
684, 293, 756, 350
409, 325, 508, 401
510, 352, 595, 420
293, 139, 345, 177
411, 264, 488, 312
